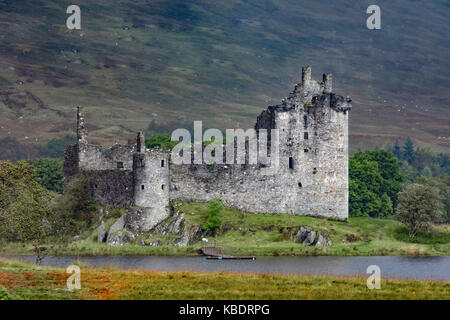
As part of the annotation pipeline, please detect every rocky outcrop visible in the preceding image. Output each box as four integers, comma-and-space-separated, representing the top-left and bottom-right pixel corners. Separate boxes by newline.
291, 226, 332, 247
107, 230, 135, 247
140, 210, 203, 247
125, 206, 170, 233
105, 206, 203, 247
106, 214, 127, 246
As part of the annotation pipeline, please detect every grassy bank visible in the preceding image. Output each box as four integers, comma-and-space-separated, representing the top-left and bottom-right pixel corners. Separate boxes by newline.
1, 202, 449, 257
0, 258, 448, 300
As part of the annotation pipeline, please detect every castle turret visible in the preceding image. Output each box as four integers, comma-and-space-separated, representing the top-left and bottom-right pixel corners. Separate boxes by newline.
77, 106, 88, 145
302, 66, 312, 83
322, 73, 332, 93
137, 131, 145, 153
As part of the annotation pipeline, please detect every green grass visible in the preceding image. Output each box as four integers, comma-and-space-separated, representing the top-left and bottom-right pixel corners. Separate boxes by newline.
0, 258, 448, 300
1, 202, 449, 257
393, 226, 450, 245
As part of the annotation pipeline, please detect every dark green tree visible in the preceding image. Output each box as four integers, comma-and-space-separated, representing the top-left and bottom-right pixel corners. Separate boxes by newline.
351, 150, 404, 208
33, 158, 63, 193
393, 140, 402, 160
41, 135, 75, 158
403, 137, 415, 164
52, 173, 97, 230
349, 158, 393, 217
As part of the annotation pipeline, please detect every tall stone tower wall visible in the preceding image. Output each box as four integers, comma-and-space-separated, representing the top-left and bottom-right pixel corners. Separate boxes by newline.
169, 67, 350, 220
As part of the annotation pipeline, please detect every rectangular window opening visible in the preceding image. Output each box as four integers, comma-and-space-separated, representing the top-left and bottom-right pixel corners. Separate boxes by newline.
289, 157, 294, 169
161, 159, 165, 167
304, 132, 309, 140
161, 184, 165, 190
117, 161, 124, 169
141, 185, 145, 190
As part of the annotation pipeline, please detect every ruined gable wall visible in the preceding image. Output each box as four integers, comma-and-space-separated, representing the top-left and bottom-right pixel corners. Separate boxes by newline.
78, 143, 135, 171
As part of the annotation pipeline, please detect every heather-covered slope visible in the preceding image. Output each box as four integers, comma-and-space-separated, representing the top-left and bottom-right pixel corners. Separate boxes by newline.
0, 0, 448, 152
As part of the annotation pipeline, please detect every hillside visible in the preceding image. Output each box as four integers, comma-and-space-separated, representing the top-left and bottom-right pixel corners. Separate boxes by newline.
0, 0, 449, 153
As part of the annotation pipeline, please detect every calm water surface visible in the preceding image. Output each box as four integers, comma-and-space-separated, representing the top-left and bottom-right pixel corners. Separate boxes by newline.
3, 255, 450, 281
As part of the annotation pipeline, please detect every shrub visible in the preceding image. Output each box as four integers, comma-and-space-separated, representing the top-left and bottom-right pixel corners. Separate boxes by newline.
393, 226, 450, 244
395, 183, 444, 237
202, 198, 223, 233
345, 234, 360, 242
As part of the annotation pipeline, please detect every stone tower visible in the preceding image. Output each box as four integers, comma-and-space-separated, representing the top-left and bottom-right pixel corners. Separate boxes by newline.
132, 133, 171, 231
255, 66, 351, 219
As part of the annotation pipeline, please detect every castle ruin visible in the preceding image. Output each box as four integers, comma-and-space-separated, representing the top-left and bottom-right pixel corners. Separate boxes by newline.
64, 66, 352, 229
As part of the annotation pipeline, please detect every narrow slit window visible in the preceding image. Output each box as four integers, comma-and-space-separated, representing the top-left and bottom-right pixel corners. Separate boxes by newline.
304, 149, 309, 153
313, 168, 317, 174
304, 132, 309, 140
298, 182, 302, 188
161, 184, 165, 190
289, 157, 294, 169
161, 159, 165, 167
303, 115, 308, 128
141, 184, 145, 190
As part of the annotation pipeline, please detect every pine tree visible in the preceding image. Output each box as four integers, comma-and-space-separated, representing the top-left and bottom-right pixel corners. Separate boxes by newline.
393, 139, 402, 160
403, 137, 415, 164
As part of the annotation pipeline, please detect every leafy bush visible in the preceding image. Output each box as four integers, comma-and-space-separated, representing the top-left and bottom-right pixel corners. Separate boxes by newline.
395, 183, 444, 237
202, 198, 223, 233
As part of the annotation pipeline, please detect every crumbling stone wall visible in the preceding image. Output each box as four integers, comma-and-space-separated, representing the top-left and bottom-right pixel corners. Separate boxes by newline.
87, 170, 134, 208
63, 144, 78, 181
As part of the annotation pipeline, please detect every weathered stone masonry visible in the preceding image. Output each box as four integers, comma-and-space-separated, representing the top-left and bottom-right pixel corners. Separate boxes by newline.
63, 66, 351, 227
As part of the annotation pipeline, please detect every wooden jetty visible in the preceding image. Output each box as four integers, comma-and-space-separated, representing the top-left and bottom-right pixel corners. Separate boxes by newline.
200, 246, 256, 260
